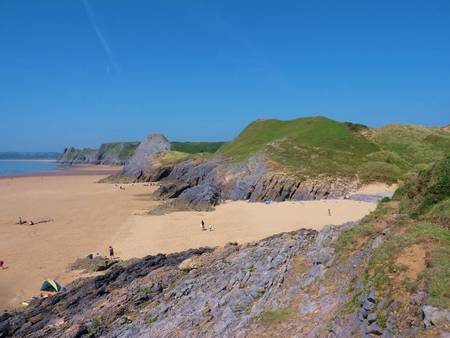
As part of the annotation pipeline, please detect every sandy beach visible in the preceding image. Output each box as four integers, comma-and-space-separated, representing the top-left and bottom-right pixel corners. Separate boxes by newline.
0, 167, 389, 309
112, 199, 377, 260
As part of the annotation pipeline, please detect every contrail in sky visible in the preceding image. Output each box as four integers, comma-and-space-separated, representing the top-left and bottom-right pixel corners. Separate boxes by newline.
82, 0, 120, 73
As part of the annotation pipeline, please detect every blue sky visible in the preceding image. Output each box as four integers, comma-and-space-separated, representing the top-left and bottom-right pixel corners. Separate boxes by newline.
1, 0, 449, 151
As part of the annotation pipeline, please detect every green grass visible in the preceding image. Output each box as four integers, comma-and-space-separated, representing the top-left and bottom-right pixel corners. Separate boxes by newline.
218, 116, 380, 178
394, 155, 450, 220
216, 116, 449, 182
335, 203, 393, 257
259, 309, 294, 323
157, 151, 212, 166
97, 142, 140, 162
370, 125, 450, 170
426, 198, 450, 223
366, 222, 450, 308
87, 318, 102, 334
170, 141, 225, 154
157, 151, 192, 165
144, 315, 158, 325
60, 147, 97, 162
426, 246, 450, 308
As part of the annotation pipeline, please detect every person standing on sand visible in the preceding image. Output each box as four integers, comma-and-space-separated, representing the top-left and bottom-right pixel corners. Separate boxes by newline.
109, 246, 114, 258
0, 260, 6, 270
328, 208, 331, 216
201, 220, 205, 231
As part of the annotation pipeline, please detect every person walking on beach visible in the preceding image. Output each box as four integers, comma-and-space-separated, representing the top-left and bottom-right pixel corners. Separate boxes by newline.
201, 220, 206, 231
0, 260, 6, 270
108, 245, 114, 258
328, 208, 331, 216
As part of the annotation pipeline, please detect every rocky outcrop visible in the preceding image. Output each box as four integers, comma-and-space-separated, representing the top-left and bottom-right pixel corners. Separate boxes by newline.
151, 156, 359, 211
1, 218, 448, 337
58, 142, 139, 165
95, 142, 140, 165
58, 147, 97, 164
120, 134, 171, 181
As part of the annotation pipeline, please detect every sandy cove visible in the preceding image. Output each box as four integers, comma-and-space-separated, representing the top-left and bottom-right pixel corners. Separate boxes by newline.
0, 167, 391, 309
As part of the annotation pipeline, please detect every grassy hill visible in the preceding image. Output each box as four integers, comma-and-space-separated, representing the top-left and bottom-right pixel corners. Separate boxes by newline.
96, 142, 140, 162
217, 116, 450, 182
170, 141, 225, 154
394, 154, 450, 223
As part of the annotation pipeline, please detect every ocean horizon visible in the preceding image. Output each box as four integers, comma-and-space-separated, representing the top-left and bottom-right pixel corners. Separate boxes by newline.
0, 160, 62, 177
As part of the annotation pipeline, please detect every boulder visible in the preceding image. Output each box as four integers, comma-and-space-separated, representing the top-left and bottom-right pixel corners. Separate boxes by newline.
423, 305, 450, 329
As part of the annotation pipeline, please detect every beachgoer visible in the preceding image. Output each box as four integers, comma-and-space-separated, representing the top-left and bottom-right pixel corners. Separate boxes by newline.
109, 245, 114, 258
0, 260, 6, 270
208, 224, 213, 231
201, 220, 205, 231
328, 208, 331, 216
29, 220, 34, 225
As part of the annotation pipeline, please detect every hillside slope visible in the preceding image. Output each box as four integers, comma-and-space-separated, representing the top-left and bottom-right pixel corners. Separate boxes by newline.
218, 116, 449, 182
2, 155, 449, 337
58, 143, 139, 165
146, 117, 448, 211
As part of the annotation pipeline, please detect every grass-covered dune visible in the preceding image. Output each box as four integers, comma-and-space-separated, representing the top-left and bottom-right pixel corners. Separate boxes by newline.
216, 116, 450, 182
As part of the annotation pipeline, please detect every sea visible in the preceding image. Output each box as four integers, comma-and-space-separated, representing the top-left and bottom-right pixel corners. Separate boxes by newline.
0, 160, 63, 177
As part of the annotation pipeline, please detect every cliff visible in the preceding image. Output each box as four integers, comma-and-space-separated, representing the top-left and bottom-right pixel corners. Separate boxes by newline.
117, 134, 172, 181
58, 142, 139, 165
58, 147, 98, 164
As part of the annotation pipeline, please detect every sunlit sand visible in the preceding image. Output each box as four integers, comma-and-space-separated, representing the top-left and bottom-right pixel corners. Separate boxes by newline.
0, 167, 391, 309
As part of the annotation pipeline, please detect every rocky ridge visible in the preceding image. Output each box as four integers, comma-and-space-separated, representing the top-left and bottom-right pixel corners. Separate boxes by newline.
150, 156, 360, 212
58, 142, 139, 165
2, 213, 448, 337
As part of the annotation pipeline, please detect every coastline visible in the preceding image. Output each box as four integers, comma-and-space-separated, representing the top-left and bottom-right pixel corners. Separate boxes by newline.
0, 167, 394, 310
0, 168, 150, 309
0, 163, 121, 180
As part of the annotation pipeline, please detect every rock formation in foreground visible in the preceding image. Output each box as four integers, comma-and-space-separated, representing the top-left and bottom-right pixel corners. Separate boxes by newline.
2, 219, 448, 337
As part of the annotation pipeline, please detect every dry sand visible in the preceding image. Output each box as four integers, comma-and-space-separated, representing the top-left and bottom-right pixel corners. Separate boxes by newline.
113, 200, 377, 260
0, 166, 151, 309
355, 182, 398, 195
0, 168, 390, 309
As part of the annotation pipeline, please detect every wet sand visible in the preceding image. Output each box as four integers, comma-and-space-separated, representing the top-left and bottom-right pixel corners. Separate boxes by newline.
0, 169, 391, 309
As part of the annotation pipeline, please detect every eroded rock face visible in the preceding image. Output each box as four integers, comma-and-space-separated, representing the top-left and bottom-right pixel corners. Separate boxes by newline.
58, 147, 97, 164
0, 229, 319, 338
1, 220, 446, 337
152, 156, 359, 211
121, 134, 171, 181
